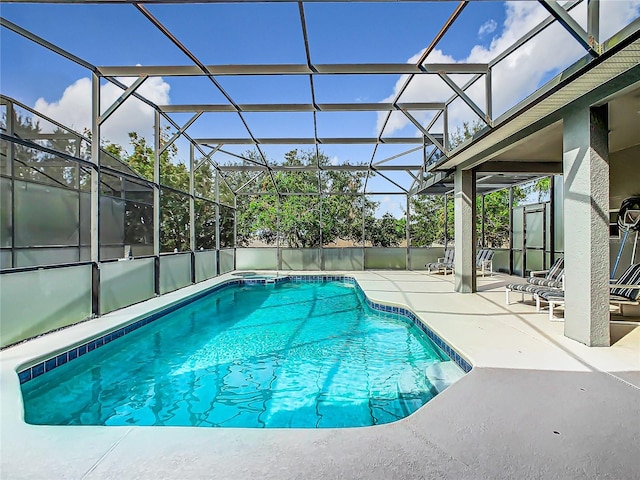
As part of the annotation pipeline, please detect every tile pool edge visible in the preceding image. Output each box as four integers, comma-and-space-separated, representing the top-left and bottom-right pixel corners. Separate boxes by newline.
15, 273, 472, 385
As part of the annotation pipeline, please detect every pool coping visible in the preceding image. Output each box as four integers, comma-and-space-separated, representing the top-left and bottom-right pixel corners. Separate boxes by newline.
14, 273, 472, 386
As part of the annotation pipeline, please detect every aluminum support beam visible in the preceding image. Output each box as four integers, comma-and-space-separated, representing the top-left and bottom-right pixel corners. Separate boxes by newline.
233, 196, 237, 253
438, 72, 491, 127
98, 75, 148, 126
6, 102, 16, 268
194, 145, 222, 171
485, 68, 493, 123
371, 170, 408, 193
158, 102, 446, 113
153, 110, 161, 258
215, 148, 268, 168
276, 195, 281, 270
508, 186, 514, 274
406, 195, 411, 270
539, 0, 600, 56
160, 112, 202, 155
400, 110, 445, 153
189, 143, 196, 253
90, 73, 101, 316
215, 170, 220, 251
481, 194, 485, 248
588, 0, 599, 46
443, 193, 448, 248
236, 191, 404, 196
96, 63, 486, 77
231, 166, 398, 174
236, 172, 265, 193
194, 137, 441, 145
90, 74, 100, 264
373, 146, 423, 167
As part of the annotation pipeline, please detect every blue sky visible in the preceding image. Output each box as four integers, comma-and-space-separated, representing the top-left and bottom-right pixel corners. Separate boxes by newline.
2, 0, 639, 214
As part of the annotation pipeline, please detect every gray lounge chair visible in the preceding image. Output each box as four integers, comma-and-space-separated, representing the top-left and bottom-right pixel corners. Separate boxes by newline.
505, 257, 565, 305
476, 248, 494, 277
427, 249, 454, 275
536, 263, 640, 320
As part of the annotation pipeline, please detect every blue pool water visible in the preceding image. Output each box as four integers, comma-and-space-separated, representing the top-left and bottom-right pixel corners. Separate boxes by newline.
21, 280, 456, 428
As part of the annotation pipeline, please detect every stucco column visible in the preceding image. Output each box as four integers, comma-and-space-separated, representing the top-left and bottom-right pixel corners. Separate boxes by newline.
562, 105, 609, 346
454, 168, 476, 293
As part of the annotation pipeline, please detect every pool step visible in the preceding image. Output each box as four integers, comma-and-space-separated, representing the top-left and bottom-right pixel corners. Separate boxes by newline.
424, 361, 465, 394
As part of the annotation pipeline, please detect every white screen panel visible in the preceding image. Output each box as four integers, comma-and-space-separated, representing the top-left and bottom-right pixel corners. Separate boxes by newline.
281, 248, 320, 270
492, 248, 510, 273
525, 211, 544, 249
100, 258, 155, 314
0, 264, 92, 347
160, 253, 192, 294
219, 249, 235, 274
512, 207, 524, 249
195, 250, 217, 283
0, 177, 11, 248
513, 250, 524, 277
526, 249, 544, 273
364, 248, 406, 270
236, 248, 278, 270
323, 248, 363, 270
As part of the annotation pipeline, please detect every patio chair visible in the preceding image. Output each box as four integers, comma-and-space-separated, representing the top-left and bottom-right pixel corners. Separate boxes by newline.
476, 248, 494, 277
505, 257, 565, 305
536, 263, 640, 321
427, 249, 454, 275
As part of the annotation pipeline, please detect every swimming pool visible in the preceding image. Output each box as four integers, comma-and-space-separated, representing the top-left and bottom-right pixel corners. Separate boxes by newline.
19, 277, 467, 428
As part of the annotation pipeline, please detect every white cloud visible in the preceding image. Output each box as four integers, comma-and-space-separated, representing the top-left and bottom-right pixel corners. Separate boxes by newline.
34, 75, 171, 151
378, 0, 640, 138
478, 19, 498, 37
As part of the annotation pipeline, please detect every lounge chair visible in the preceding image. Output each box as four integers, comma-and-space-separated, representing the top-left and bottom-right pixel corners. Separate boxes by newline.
427, 249, 454, 275
505, 257, 565, 306
536, 263, 640, 321
476, 248, 494, 277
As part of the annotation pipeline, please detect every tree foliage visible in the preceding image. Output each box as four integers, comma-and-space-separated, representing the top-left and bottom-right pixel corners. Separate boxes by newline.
231, 149, 406, 248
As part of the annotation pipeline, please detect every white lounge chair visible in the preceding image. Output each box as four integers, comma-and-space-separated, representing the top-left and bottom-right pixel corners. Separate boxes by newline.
427, 249, 454, 275
505, 257, 564, 306
476, 248, 494, 277
536, 263, 640, 321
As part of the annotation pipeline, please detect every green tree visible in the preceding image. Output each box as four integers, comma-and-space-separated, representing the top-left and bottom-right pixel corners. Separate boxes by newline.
410, 195, 445, 246
231, 148, 384, 248
367, 213, 405, 247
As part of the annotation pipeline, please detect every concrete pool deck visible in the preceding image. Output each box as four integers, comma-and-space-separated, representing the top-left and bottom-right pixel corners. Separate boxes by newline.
1, 270, 639, 479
